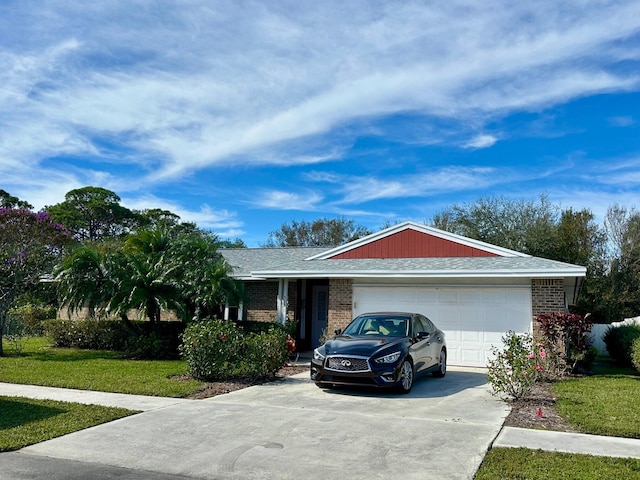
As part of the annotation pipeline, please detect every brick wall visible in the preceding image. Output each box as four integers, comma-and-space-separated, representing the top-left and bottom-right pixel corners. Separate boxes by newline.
328, 278, 353, 334
531, 278, 565, 336
244, 280, 296, 323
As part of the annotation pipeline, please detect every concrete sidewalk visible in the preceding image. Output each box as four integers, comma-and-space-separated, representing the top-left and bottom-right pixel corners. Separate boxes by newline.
0, 381, 193, 411
494, 426, 640, 459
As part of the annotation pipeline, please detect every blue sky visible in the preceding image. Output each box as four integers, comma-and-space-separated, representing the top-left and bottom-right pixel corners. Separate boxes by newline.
1, 1, 639, 246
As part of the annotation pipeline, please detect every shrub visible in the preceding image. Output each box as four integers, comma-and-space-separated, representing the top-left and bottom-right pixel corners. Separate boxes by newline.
180, 318, 288, 381
604, 324, 640, 367
536, 312, 594, 374
487, 331, 544, 400
233, 320, 287, 335
9, 305, 56, 336
44, 319, 184, 359
632, 338, 640, 372
45, 320, 130, 350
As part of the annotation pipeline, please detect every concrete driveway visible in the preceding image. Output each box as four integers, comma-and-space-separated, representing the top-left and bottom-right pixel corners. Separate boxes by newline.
3, 367, 509, 480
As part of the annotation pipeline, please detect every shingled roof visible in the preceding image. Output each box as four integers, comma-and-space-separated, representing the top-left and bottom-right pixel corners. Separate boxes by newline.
220, 222, 586, 280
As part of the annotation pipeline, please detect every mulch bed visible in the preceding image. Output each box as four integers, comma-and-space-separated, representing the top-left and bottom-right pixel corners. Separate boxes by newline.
183, 364, 309, 399
503, 381, 579, 433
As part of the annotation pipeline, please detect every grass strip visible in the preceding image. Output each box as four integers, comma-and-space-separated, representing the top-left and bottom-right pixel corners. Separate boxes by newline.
0, 395, 137, 452
0, 338, 203, 397
475, 448, 640, 480
552, 360, 640, 439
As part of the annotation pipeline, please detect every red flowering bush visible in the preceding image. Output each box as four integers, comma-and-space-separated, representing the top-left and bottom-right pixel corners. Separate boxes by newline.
536, 312, 595, 374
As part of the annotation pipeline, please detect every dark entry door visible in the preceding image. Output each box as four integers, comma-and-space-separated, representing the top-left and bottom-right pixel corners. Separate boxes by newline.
311, 285, 329, 348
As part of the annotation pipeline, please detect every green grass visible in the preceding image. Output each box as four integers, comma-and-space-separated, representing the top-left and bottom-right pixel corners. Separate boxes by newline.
0, 337, 204, 397
0, 395, 136, 452
475, 448, 640, 480
552, 358, 640, 438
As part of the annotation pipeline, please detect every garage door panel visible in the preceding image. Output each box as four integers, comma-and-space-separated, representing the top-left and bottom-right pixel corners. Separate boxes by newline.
353, 286, 532, 367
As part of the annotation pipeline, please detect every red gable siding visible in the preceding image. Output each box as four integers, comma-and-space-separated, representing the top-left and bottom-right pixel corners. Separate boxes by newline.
329, 229, 498, 259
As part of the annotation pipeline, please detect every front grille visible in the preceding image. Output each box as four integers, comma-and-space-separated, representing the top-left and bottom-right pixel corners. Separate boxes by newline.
326, 356, 370, 372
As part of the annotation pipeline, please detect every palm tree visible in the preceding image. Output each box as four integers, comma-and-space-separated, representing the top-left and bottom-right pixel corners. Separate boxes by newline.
56, 226, 243, 330
56, 242, 118, 320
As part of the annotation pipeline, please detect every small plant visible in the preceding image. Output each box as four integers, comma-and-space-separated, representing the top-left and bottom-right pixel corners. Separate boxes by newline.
2, 313, 30, 355
487, 331, 544, 400
632, 338, 640, 372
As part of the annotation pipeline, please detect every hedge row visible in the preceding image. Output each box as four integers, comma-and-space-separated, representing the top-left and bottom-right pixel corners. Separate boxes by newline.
44, 320, 185, 359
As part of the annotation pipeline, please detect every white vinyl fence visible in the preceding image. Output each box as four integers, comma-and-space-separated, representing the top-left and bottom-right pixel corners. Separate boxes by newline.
589, 316, 640, 355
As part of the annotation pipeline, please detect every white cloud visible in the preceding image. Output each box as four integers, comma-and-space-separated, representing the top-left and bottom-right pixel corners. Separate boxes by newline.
463, 134, 498, 149
313, 166, 501, 204
251, 190, 324, 211
121, 195, 242, 232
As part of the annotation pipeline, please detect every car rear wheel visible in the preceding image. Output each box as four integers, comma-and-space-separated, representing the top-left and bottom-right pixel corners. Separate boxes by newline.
396, 359, 414, 394
433, 349, 447, 378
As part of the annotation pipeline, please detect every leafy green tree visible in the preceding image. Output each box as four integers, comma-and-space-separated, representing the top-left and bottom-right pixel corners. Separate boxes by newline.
577, 207, 640, 322
136, 208, 182, 230
0, 209, 72, 355
264, 217, 371, 247
0, 189, 33, 209
46, 186, 141, 242
218, 237, 247, 248
431, 194, 558, 256
611, 213, 640, 319
554, 208, 606, 266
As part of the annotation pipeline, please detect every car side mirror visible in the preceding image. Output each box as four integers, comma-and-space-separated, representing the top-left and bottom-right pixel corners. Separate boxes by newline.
334, 328, 343, 336
416, 332, 430, 341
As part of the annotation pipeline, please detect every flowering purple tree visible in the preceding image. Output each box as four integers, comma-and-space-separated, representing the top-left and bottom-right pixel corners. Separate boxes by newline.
0, 208, 72, 355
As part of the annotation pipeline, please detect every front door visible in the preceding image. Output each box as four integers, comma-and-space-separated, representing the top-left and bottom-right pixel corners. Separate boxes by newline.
311, 285, 329, 348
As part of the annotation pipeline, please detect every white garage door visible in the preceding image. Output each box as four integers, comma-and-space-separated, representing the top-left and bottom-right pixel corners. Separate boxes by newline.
353, 285, 532, 367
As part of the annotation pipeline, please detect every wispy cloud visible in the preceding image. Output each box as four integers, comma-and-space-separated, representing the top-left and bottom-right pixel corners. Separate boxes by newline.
307, 167, 501, 204
252, 190, 325, 211
608, 116, 635, 127
463, 134, 498, 149
122, 195, 242, 233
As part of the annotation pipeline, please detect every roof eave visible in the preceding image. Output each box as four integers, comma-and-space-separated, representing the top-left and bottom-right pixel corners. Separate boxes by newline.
246, 267, 587, 279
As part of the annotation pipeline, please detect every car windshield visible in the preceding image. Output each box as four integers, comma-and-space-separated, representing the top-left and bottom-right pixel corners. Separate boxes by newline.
342, 315, 409, 337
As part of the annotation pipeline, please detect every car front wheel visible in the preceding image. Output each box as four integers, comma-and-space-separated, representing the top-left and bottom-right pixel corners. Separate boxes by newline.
396, 359, 414, 394
433, 349, 447, 378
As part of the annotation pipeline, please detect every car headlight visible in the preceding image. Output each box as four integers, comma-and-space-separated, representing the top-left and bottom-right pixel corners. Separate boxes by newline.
375, 351, 401, 364
313, 348, 325, 361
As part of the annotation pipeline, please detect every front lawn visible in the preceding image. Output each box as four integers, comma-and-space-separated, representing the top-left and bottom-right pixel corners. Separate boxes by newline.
552, 358, 640, 439
0, 395, 136, 451
0, 337, 203, 397
475, 448, 640, 480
